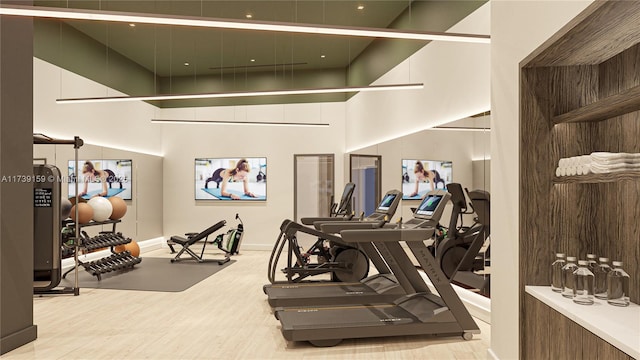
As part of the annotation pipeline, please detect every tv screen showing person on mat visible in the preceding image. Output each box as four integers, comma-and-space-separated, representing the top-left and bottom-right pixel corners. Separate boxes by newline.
195, 157, 267, 201
68, 159, 132, 200
401, 159, 452, 200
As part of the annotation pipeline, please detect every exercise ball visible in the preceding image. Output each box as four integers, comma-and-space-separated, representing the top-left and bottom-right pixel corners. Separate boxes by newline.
88, 197, 113, 222
114, 240, 140, 257
61, 198, 73, 219
68, 196, 87, 206
70, 203, 93, 224
108, 196, 127, 220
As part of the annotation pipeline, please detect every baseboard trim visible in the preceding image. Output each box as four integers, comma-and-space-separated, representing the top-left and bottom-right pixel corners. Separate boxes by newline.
0, 325, 37, 355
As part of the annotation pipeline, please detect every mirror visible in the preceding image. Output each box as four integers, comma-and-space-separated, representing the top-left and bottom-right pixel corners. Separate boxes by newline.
33, 142, 163, 244
345, 114, 491, 297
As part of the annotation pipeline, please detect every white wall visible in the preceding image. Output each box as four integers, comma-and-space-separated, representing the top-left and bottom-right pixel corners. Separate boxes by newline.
490, 1, 593, 359
159, 102, 346, 250
345, 2, 491, 152
33, 58, 162, 156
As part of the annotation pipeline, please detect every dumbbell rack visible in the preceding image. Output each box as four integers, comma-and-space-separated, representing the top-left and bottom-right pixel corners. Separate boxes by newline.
62, 219, 142, 280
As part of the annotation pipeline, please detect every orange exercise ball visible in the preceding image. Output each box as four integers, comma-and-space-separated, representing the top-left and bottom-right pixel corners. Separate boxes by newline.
70, 203, 94, 224
68, 196, 87, 206
108, 196, 127, 220
114, 240, 140, 257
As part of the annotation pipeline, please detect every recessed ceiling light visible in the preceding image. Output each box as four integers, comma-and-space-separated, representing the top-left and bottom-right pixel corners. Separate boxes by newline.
128, 23, 135, 27
245, 13, 252, 19
320, 55, 326, 58
250, 59, 255, 62
184, 62, 190, 66
357, 5, 365, 10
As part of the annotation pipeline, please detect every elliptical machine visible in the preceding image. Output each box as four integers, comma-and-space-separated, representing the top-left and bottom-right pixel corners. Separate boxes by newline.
435, 183, 490, 295
268, 187, 402, 284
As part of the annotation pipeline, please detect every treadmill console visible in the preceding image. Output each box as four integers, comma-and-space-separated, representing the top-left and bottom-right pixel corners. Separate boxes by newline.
401, 190, 451, 229
372, 190, 402, 218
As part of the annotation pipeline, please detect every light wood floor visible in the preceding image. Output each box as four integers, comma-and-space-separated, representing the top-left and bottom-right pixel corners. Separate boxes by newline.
5, 248, 490, 359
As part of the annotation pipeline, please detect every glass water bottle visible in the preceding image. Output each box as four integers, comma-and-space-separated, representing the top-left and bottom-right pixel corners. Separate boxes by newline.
586, 253, 598, 273
551, 253, 566, 292
573, 260, 595, 305
594, 257, 611, 300
562, 256, 578, 298
607, 261, 630, 307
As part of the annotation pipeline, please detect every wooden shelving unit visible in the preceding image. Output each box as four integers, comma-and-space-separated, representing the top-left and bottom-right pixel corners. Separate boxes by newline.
520, 1, 640, 358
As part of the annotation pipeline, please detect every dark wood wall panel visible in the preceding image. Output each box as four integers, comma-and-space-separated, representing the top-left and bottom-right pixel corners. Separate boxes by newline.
600, 42, 640, 97
520, 67, 554, 288
524, 294, 549, 359
521, 1, 640, 356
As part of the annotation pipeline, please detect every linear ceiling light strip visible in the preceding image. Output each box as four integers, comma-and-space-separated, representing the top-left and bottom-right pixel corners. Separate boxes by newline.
431, 126, 491, 132
150, 119, 330, 127
56, 83, 425, 104
0, 5, 490, 44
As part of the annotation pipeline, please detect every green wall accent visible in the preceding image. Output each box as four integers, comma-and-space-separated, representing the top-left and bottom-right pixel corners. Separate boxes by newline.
33, 1, 487, 108
347, 1, 487, 90
34, 19, 159, 97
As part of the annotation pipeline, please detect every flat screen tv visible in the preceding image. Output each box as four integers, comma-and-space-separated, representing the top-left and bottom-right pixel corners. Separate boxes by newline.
68, 159, 132, 200
195, 157, 267, 201
401, 159, 452, 200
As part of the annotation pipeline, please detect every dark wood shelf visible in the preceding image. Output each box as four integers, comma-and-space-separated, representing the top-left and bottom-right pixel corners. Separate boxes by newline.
552, 85, 640, 125
553, 170, 640, 184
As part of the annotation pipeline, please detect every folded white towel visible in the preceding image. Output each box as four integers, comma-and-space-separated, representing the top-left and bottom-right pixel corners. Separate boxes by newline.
590, 162, 640, 174
580, 164, 591, 175
568, 167, 577, 176
556, 167, 562, 177
591, 152, 640, 164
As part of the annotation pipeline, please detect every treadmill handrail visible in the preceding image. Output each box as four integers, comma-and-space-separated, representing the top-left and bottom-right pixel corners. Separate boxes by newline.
318, 220, 386, 234
281, 220, 343, 243
340, 228, 435, 243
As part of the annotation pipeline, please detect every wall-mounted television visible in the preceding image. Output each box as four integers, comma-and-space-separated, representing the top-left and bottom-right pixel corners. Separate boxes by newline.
401, 159, 452, 200
195, 157, 267, 201
68, 159, 132, 200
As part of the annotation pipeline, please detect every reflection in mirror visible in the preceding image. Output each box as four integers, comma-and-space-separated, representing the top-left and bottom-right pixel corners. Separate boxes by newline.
33, 142, 164, 257
346, 113, 491, 303
349, 154, 381, 217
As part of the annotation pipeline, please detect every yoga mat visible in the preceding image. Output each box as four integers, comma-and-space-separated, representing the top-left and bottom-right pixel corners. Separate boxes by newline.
403, 190, 429, 200
59, 257, 235, 292
201, 188, 266, 200
81, 188, 126, 200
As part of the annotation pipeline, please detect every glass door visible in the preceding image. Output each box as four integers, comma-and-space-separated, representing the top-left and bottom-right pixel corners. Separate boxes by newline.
349, 154, 381, 217
293, 154, 334, 222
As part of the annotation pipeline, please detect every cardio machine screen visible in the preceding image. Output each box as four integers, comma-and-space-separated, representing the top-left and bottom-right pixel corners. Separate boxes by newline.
377, 193, 398, 211
415, 195, 443, 217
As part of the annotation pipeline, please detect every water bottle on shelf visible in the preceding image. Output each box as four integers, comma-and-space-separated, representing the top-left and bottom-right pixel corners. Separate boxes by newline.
562, 256, 578, 298
607, 261, 630, 307
573, 260, 595, 305
551, 253, 566, 293
594, 257, 611, 300
586, 253, 598, 273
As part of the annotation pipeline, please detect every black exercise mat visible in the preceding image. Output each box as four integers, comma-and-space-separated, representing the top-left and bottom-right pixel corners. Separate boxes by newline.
59, 257, 235, 292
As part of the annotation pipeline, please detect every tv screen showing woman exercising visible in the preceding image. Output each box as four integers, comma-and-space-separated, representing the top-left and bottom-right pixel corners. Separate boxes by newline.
195, 157, 267, 201
68, 159, 132, 200
401, 159, 452, 200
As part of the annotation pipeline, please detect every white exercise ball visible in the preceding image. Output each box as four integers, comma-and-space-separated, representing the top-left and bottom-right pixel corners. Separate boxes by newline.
87, 196, 113, 222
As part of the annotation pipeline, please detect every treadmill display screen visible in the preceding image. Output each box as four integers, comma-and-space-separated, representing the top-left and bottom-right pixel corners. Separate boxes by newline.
377, 193, 398, 211
415, 195, 443, 217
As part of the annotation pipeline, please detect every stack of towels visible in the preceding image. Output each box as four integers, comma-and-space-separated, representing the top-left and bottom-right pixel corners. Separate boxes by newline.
556, 152, 640, 177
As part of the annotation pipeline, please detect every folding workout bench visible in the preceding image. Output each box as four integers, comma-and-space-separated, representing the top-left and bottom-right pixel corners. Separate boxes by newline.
167, 220, 227, 264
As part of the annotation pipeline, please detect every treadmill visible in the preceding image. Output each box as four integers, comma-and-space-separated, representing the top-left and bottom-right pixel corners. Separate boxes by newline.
264, 190, 407, 307
274, 190, 480, 346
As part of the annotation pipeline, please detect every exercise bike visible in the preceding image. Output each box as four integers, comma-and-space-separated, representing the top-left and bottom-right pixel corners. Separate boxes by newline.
435, 183, 491, 295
